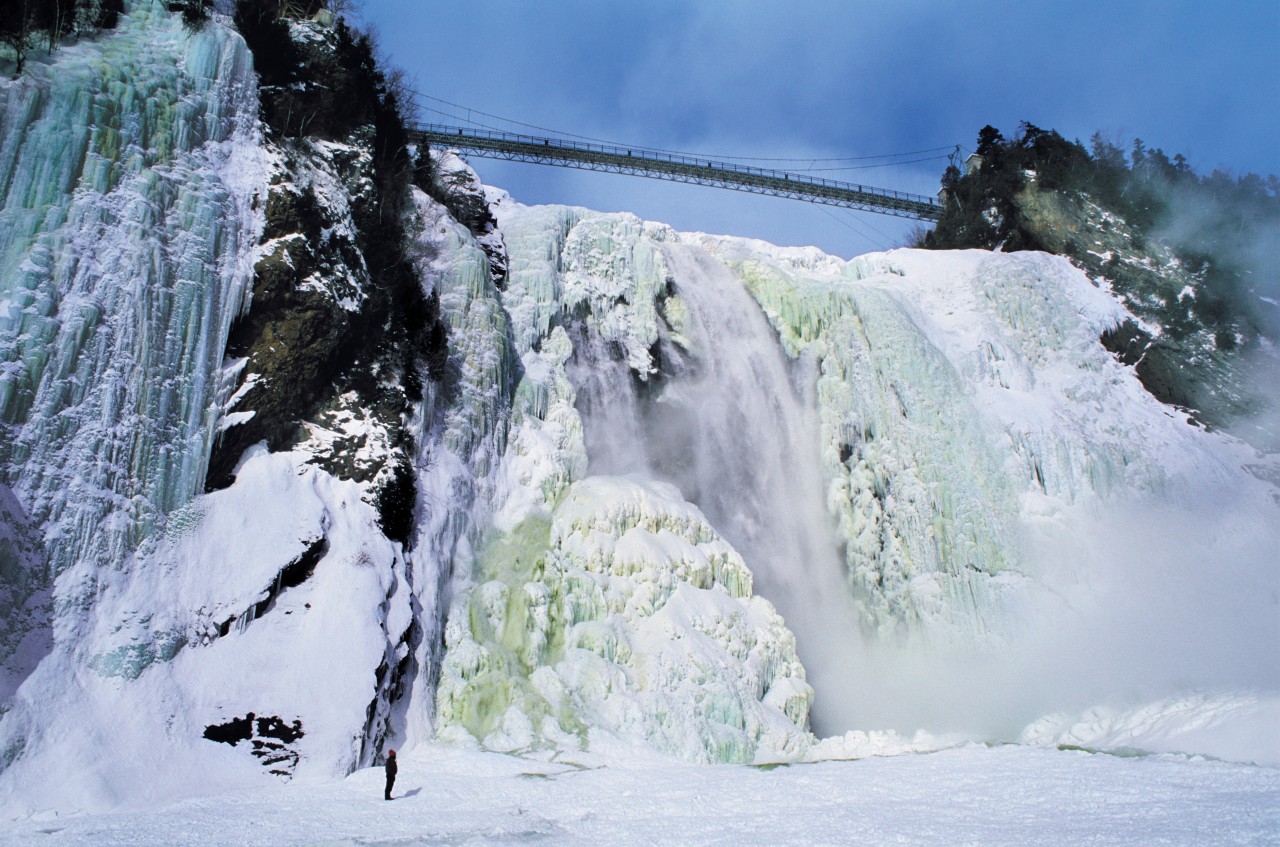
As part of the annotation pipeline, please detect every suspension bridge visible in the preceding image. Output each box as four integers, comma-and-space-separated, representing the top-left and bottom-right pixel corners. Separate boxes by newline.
411, 123, 944, 222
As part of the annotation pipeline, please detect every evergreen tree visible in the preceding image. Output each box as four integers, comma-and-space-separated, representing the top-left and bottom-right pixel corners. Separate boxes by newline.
975, 124, 1004, 158
927, 121, 1280, 352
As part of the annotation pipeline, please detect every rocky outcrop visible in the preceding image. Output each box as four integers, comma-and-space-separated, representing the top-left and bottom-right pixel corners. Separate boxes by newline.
924, 127, 1274, 440
427, 151, 509, 286
1014, 184, 1260, 430
204, 16, 449, 546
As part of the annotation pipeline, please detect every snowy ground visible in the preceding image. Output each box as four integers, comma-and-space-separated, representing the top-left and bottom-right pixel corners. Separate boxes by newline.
2, 743, 1276, 846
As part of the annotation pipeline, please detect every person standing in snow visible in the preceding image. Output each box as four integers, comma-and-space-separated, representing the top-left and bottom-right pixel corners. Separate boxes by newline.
384, 749, 398, 801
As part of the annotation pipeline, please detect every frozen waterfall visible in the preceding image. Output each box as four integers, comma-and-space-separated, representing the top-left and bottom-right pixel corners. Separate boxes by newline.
0, 1, 264, 597
435, 194, 1279, 755
568, 242, 867, 736
0, 23, 1275, 809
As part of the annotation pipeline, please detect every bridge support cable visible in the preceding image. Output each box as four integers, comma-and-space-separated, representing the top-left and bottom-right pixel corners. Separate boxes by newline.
411, 124, 942, 222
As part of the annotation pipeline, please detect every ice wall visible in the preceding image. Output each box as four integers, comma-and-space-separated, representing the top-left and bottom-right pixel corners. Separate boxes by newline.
0, 484, 48, 703
707, 243, 1188, 636
436, 475, 812, 763
398, 169, 521, 748
0, 2, 264, 600
723, 248, 1031, 639
430, 201, 814, 761
0, 15, 1271, 798
431, 186, 1279, 749
0, 7, 442, 809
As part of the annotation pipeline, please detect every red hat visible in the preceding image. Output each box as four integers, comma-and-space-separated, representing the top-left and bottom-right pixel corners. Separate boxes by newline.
388, 749, 395, 755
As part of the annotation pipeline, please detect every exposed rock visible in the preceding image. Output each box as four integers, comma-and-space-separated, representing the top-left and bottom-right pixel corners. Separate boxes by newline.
206, 139, 370, 490
1014, 183, 1260, 429
429, 151, 509, 286
203, 712, 305, 778
204, 15, 449, 551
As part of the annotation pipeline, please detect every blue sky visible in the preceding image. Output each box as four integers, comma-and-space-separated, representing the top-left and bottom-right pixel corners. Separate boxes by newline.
356, 1, 1280, 259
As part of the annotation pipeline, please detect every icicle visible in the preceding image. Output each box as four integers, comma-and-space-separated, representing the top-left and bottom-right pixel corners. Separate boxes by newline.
0, 8, 264, 591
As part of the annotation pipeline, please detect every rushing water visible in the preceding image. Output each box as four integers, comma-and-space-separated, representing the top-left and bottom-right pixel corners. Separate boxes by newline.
565, 242, 866, 736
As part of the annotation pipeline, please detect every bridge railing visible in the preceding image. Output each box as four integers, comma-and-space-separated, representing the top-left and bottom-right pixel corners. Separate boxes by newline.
411, 122, 941, 219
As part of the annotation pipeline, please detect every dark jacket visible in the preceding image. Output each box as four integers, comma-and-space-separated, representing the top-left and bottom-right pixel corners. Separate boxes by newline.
385, 755, 398, 778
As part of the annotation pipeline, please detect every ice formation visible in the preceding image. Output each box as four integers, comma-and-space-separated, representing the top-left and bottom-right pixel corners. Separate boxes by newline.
0, 3, 413, 808
1020, 692, 1280, 766
436, 474, 812, 762
416, 184, 812, 761
0, 1, 264, 636
396, 172, 519, 749
430, 188, 1279, 751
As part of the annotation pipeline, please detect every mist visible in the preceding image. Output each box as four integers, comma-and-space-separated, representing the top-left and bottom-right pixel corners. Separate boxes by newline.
564, 238, 1280, 744
566, 240, 871, 737
825, 486, 1280, 740
1150, 171, 1280, 450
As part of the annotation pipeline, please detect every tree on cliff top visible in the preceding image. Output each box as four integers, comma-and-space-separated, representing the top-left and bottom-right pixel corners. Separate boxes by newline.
0, 0, 38, 75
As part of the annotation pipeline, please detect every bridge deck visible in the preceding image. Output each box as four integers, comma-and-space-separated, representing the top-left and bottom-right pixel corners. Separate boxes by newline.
411, 124, 941, 221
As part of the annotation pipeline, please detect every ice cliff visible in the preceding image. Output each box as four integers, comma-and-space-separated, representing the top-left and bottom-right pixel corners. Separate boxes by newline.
0, 0, 262, 622
429, 176, 1277, 748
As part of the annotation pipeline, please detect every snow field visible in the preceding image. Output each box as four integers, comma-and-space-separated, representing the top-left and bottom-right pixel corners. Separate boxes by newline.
0, 447, 413, 814
1, 743, 1275, 846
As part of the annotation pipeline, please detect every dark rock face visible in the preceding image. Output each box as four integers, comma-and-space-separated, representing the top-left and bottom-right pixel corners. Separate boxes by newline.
235, 4, 373, 141
429, 154, 509, 286
435, 165, 496, 236
1100, 320, 1150, 369
205, 16, 449, 550
203, 712, 305, 778
205, 140, 369, 491
196, 13, 449, 769
1015, 186, 1259, 429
